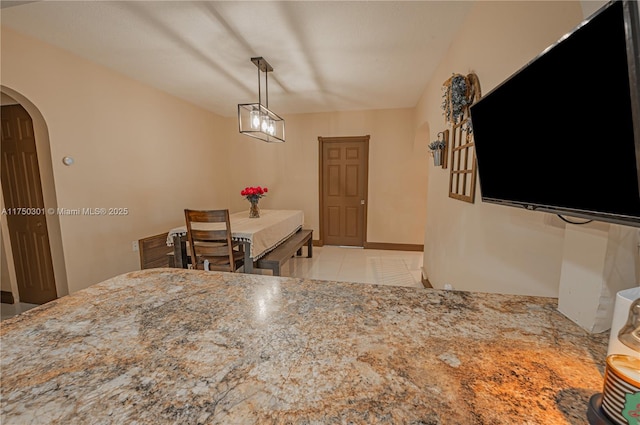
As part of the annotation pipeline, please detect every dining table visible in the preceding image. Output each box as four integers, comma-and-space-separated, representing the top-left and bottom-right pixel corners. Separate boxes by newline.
167, 209, 304, 273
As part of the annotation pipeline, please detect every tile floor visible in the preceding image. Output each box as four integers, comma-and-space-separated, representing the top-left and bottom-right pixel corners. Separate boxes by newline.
1, 301, 39, 322
279, 245, 425, 288
0, 247, 425, 321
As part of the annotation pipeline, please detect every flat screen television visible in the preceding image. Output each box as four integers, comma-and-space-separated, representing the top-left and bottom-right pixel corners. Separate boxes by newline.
469, 0, 640, 228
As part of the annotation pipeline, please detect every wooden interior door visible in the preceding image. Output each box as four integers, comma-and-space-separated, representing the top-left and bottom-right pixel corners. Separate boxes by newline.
319, 136, 369, 246
1, 104, 57, 304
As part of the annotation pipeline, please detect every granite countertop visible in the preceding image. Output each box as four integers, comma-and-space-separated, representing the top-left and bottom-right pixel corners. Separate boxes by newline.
0, 268, 608, 424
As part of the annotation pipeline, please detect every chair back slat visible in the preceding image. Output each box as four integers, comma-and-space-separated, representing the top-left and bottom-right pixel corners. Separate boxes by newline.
192, 243, 232, 257
190, 229, 229, 241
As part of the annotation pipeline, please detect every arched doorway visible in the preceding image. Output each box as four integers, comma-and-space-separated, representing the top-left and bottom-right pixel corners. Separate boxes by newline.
1, 102, 57, 303
0, 87, 69, 303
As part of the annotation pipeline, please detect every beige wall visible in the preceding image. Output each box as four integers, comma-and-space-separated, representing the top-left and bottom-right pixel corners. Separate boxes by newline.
3, 1, 627, 300
1, 28, 231, 294
416, 1, 596, 297
1, 27, 427, 298
226, 108, 427, 245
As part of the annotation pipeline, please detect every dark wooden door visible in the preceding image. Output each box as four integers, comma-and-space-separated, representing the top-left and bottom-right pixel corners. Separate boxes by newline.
1, 104, 57, 304
319, 136, 369, 246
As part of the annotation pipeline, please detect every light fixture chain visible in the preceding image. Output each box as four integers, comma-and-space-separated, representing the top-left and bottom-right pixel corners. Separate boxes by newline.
265, 63, 269, 109
257, 59, 262, 108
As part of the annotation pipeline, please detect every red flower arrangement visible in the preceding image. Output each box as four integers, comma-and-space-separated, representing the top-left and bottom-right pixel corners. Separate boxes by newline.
241, 186, 268, 203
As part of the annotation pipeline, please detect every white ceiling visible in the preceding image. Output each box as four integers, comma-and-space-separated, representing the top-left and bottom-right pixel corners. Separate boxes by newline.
0, 1, 473, 117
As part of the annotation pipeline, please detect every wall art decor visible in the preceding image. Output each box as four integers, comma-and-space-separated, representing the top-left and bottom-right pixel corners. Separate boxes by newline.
441, 73, 481, 203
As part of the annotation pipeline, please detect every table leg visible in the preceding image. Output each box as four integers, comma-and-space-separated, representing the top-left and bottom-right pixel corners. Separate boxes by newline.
242, 241, 253, 273
172, 235, 188, 269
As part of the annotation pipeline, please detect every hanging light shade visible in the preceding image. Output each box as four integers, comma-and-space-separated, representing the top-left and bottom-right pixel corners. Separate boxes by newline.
238, 57, 285, 143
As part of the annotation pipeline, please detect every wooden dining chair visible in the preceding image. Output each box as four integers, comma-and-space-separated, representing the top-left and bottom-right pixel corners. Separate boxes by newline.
184, 209, 244, 272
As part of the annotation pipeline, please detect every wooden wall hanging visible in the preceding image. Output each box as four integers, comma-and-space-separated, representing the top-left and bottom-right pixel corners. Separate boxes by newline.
449, 117, 476, 202
442, 73, 481, 203
441, 129, 449, 169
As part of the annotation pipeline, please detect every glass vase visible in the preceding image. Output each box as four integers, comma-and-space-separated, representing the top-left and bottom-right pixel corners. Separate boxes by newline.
249, 200, 260, 218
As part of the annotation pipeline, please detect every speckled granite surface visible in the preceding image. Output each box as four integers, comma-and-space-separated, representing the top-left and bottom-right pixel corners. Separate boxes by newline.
1, 268, 608, 424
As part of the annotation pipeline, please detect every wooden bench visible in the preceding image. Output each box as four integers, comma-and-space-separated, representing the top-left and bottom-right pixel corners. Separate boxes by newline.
257, 229, 313, 276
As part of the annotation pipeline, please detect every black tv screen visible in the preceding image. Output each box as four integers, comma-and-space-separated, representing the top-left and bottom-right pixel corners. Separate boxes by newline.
470, 0, 640, 227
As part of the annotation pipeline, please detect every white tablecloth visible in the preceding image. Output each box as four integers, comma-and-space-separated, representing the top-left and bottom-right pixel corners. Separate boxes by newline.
167, 209, 304, 260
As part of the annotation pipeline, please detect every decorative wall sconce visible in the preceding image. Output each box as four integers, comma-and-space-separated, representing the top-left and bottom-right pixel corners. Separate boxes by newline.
238, 57, 285, 143
428, 132, 446, 167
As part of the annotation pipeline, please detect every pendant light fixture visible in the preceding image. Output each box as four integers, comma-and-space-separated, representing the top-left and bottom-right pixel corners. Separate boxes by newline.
238, 57, 285, 143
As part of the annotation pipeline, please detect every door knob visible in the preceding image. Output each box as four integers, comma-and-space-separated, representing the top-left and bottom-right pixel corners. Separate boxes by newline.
360, 200, 365, 205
